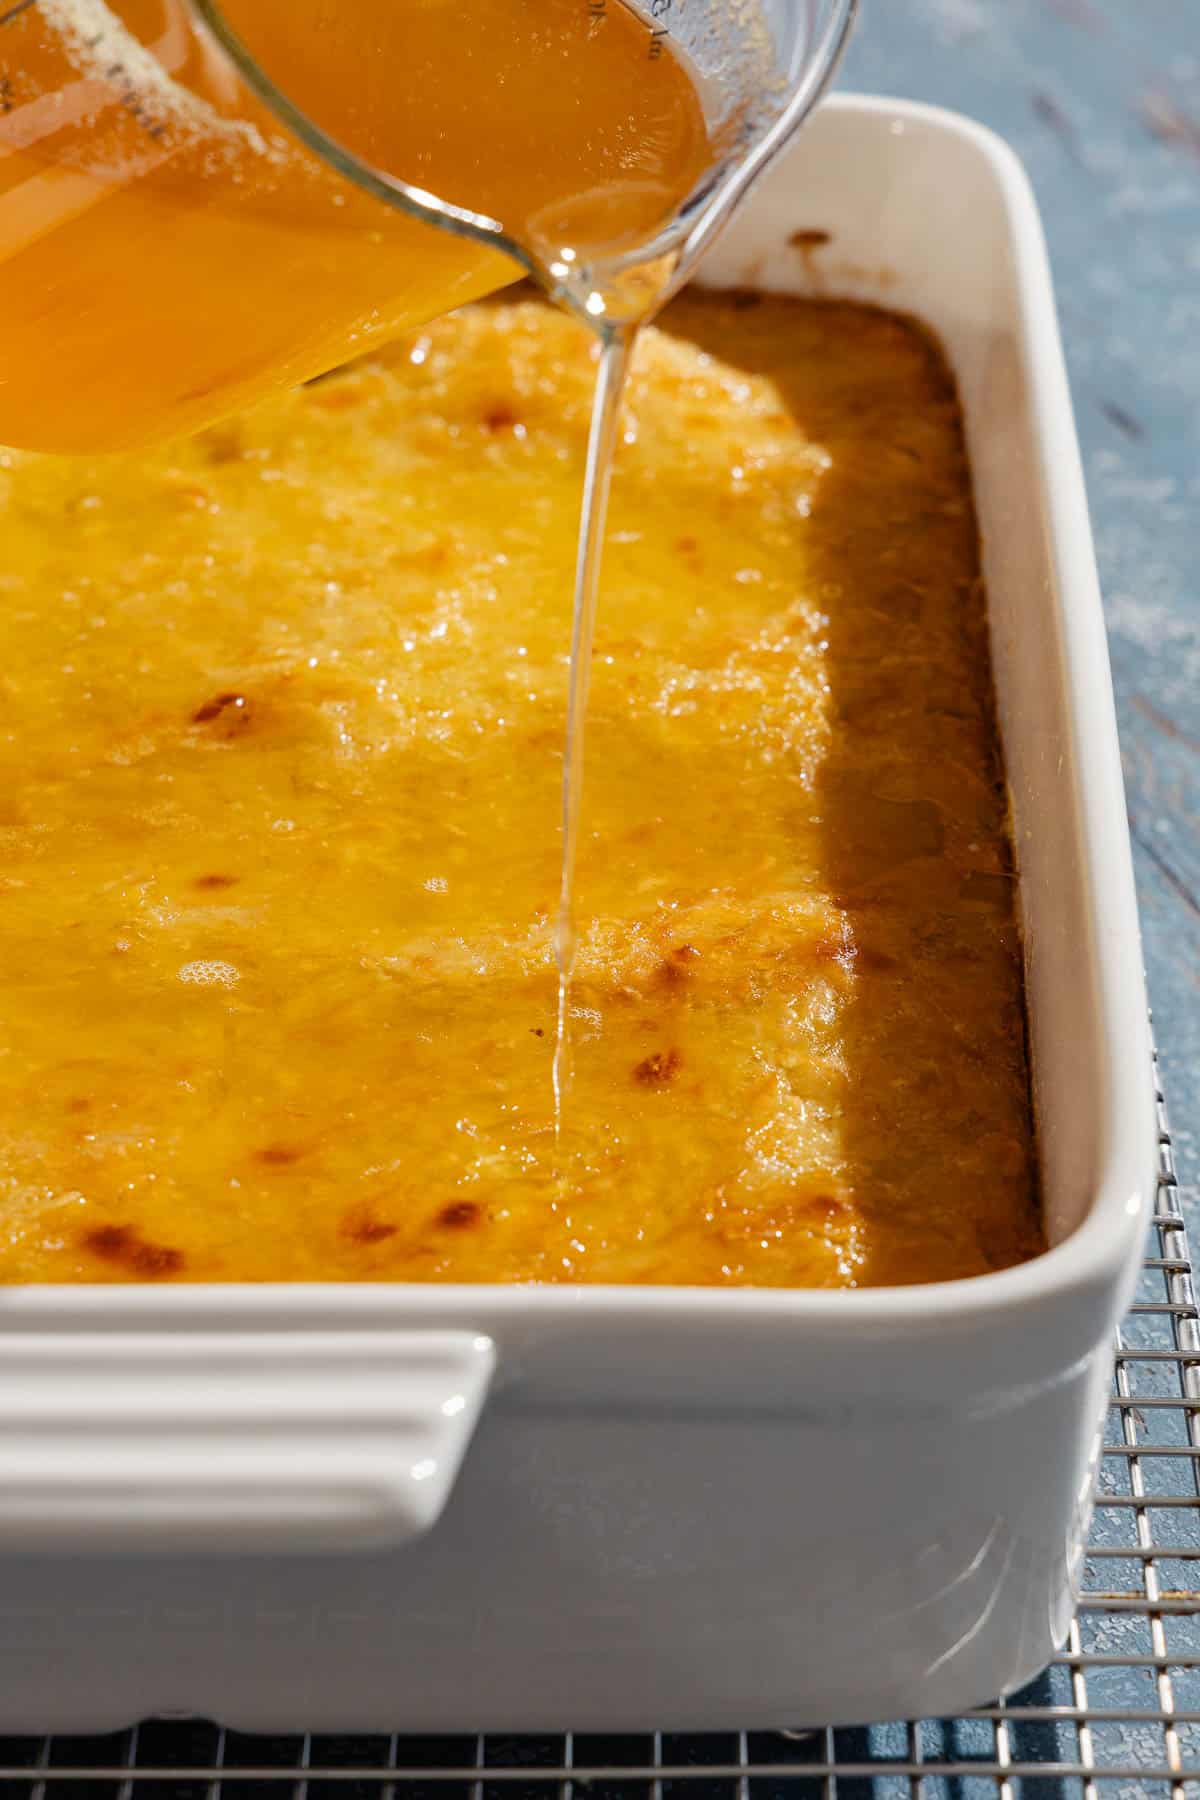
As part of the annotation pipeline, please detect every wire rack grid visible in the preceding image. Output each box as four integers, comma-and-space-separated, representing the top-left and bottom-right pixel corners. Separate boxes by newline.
0, 1053, 1196, 1800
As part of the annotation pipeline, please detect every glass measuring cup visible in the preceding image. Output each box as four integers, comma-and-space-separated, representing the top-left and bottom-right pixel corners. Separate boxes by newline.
0, 0, 856, 453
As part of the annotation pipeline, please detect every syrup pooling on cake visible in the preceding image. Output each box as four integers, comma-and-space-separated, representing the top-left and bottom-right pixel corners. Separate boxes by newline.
0, 294, 1041, 1286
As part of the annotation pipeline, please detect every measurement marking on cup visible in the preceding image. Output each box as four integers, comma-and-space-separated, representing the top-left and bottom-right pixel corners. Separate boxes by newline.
648, 0, 672, 58
0, 0, 36, 27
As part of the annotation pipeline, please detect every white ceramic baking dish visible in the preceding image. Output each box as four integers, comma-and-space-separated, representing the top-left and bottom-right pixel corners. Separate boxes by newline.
0, 94, 1156, 1734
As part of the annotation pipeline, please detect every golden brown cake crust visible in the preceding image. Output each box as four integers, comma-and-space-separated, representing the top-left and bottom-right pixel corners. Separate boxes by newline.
0, 293, 1041, 1286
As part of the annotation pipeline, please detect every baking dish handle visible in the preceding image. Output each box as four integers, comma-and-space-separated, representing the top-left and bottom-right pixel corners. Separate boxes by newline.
0, 1328, 495, 1554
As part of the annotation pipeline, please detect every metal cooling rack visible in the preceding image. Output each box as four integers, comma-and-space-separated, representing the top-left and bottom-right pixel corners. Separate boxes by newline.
0, 1052, 1197, 1800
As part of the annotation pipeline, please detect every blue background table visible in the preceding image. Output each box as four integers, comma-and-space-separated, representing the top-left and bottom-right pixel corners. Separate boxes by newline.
842, 0, 1200, 1198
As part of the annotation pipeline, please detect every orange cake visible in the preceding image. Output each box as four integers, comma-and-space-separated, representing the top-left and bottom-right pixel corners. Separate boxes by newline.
0, 292, 1041, 1285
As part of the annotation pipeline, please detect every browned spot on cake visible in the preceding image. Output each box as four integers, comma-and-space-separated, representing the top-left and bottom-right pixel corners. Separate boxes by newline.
131, 1241, 185, 1276
634, 1047, 683, 1087
255, 1144, 302, 1167
81, 1223, 184, 1277
790, 228, 832, 249
192, 691, 248, 725
193, 873, 239, 891
81, 1223, 132, 1258
656, 943, 701, 989
674, 535, 698, 554
482, 402, 519, 432
437, 1200, 480, 1229
342, 1209, 398, 1245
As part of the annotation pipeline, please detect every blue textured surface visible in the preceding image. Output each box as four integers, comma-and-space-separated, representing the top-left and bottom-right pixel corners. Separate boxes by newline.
841, 0, 1200, 1201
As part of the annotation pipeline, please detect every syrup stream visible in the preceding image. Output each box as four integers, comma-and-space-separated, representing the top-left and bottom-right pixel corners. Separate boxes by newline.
551, 324, 635, 1135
